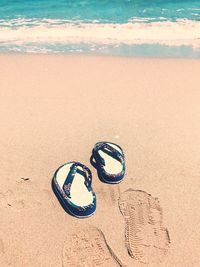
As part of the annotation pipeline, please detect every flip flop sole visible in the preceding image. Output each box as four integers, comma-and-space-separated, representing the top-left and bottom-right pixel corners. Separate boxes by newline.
118, 189, 170, 264
62, 226, 125, 267
90, 155, 125, 184
52, 177, 95, 218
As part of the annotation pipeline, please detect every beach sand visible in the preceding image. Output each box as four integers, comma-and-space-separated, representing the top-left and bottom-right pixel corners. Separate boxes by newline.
0, 55, 200, 266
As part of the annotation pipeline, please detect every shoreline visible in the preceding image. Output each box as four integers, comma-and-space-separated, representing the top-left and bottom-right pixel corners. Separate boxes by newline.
0, 52, 200, 59
0, 47, 199, 59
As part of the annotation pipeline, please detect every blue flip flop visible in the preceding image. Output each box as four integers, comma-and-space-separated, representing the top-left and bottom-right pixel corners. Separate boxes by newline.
52, 162, 96, 218
91, 141, 125, 184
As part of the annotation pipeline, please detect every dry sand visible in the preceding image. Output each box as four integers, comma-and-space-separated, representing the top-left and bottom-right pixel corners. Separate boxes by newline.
0, 55, 200, 266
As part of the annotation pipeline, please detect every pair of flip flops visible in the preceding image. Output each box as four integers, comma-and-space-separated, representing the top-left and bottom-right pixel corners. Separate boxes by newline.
52, 141, 125, 218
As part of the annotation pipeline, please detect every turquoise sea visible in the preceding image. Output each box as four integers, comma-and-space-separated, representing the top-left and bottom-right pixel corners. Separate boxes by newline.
0, 0, 200, 57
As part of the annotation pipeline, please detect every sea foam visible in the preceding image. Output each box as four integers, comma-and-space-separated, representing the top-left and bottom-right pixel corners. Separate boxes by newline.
0, 19, 199, 48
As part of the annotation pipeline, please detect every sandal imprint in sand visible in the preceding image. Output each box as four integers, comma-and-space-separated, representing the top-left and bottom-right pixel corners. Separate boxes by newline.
118, 189, 170, 264
62, 226, 125, 267
110, 186, 121, 204
96, 185, 121, 205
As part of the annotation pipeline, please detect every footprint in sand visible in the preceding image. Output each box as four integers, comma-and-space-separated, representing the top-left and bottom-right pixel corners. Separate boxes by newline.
118, 189, 170, 264
0, 239, 5, 254
62, 226, 125, 267
0, 180, 46, 210
0, 190, 24, 209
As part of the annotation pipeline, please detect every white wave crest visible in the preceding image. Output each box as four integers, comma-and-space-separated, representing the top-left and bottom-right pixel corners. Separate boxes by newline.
0, 19, 200, 47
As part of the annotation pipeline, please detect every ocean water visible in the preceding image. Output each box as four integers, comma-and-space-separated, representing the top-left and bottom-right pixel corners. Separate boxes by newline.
0, 0, 200, 57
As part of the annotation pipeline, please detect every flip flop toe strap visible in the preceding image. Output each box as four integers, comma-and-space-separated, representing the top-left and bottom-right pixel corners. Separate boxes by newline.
82, 165, 92, 191
93, 142, 124, 168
